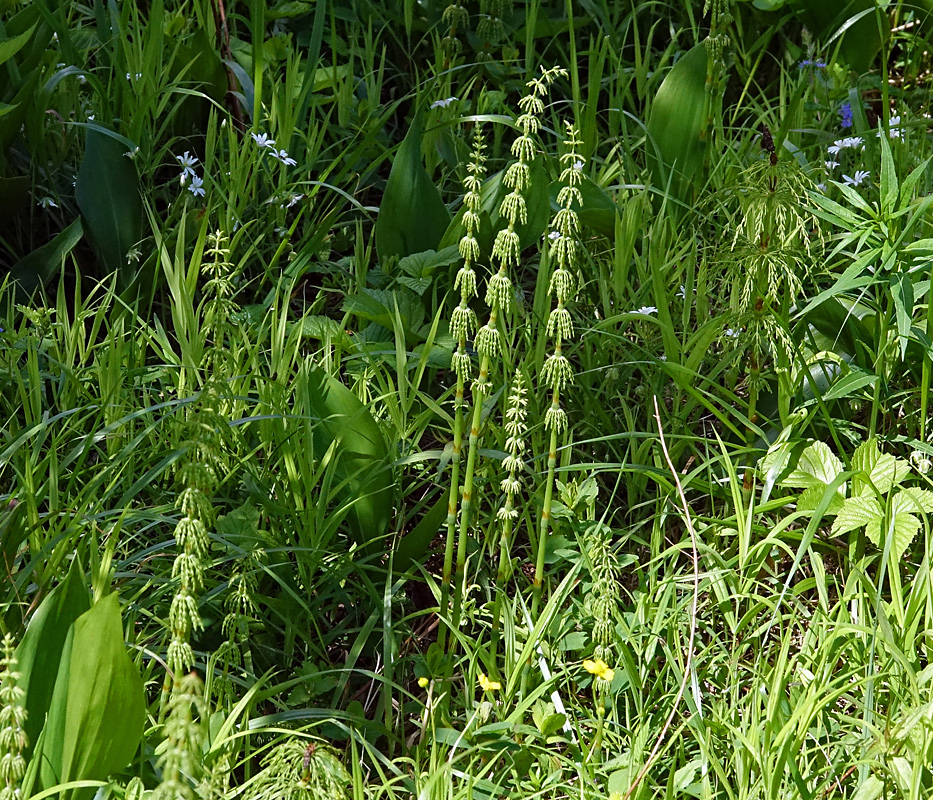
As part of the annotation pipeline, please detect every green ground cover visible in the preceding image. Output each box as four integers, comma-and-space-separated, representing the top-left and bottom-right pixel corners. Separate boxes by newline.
3, 1, 933, 797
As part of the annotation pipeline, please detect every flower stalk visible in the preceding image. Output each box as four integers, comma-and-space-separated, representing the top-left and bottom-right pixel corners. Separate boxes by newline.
533, 121, 581, 618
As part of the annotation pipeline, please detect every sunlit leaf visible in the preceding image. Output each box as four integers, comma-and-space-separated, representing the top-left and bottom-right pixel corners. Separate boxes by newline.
831, 495, 881, 536
783, 441, 843, 489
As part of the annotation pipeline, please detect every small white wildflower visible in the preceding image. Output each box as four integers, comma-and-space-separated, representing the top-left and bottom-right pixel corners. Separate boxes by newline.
877, 115, 903, 139
548, 230, 561, 241
124, 147, 140, 159
250, 132, 275, 148
844, 136, 864, 149
842, 170, 869, 187
827, 139, 847, 155
430, 96, 457, 109
176, 151, 198, 175
271, 148, 297, 166
635, 306, 658, 315
186, 175, 205, 197
824, 159, 839, 169
283, 193, 304, 209
37, 196, 59, 209
87, 113, 94, 120
125, 72, 142, 80
724, 327, 741, 338
573, 160, 584, 171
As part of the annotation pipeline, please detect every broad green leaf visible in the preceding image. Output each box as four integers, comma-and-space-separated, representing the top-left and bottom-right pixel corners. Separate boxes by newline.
343, 288, 425, 340
0, 23, 37, 68
831, 495, 881, 536
801, 296, 874, 363
797, 484, 845, 516
15, 560, 91, 762
796, 253, 880, 318
882, 513, 921, 560
75, 127, 142, 286
296, 360, 393, 553
893, 488, 933, 515
850, 774, 883, 800
397, 245, 460, 278
10, 217, 83, 299
851, 439, 908, 496
375, 109, 451, 261
783, 441, 843, 490
40, 593, 144, 800
645, 43, 709, 211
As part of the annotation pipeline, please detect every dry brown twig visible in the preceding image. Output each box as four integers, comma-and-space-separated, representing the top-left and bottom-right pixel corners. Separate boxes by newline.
621, 396, 702, 800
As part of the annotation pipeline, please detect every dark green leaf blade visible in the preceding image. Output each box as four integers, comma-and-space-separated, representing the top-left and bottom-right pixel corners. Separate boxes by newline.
75, 127, 142, 284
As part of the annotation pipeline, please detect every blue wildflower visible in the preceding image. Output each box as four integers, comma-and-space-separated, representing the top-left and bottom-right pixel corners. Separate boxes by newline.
840, 102, 853, 129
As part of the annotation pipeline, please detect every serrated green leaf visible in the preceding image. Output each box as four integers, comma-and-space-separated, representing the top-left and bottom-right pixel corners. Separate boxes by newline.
783, 441, 843, 490
894, 487, 933, 515
343, 287, 424, 339
397, 275, 432, 296
889, 513, 921, 561
831, 495, 882, 536
852, 439, 908, 496
797, 484, 845, 516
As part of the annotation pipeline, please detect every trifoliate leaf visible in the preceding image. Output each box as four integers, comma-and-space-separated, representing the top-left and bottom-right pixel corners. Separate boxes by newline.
784, 441, 843, 489
831, 495, 882, 536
